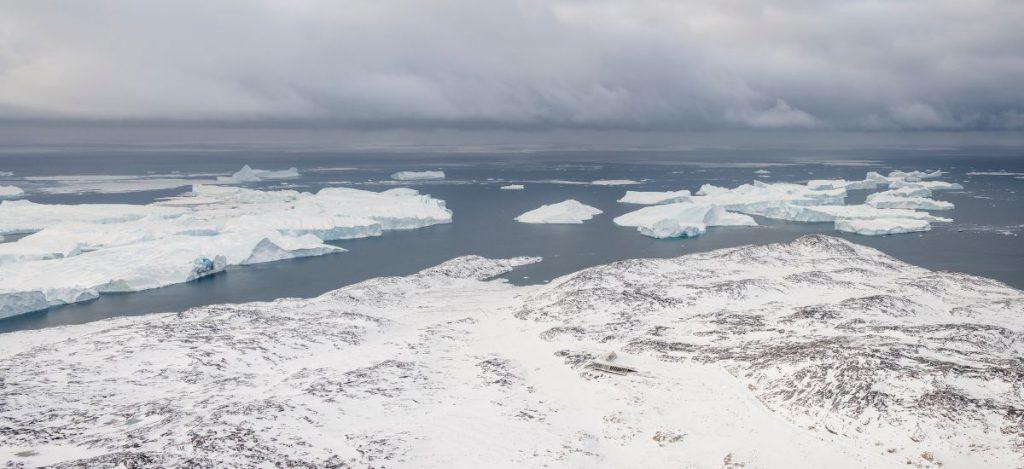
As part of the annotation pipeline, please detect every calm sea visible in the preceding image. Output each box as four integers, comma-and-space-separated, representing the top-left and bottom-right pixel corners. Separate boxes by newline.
1, 147, 1021, 332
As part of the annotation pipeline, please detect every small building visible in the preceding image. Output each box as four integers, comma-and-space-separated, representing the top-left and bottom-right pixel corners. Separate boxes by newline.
589, 351, 638, 375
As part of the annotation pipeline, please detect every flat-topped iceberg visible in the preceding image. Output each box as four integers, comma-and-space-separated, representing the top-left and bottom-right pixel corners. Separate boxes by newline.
618, 189, 691, 205
760, 204, 950, 223
806, 179, 878, 191
391, 170, 445, 181
613, 203, 756, 238
500, 184, 525, 190
591, 179, 639, 186
0, 185, 452, 319
515, 199, 602, 224
217, 165, 300, 184
865, 192, 954, 211
835, 218, 930, 235
0, 185, 24, 199
692, 181, 846, 215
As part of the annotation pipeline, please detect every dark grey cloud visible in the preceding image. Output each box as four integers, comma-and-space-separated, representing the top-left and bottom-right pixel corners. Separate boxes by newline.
1, 0, 1022, 130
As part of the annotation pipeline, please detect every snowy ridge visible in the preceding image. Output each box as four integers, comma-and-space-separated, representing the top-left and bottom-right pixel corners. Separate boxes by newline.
1, 236, 1021, 467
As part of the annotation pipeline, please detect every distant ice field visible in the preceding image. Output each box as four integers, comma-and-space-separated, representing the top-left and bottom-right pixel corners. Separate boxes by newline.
0, 148, 1021, 332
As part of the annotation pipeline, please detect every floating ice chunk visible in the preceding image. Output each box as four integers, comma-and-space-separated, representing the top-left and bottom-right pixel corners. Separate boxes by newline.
0, 185, 453, 318
889, 170, 944, 180
217, 165, 300, 183
760, 204, 949, 223
0, 200, 186, 235
500, 184, 525, 190
515, 200, 602, 224
693, 182, 846, 215
618, 190, 692, 205
806, 180, 847, 190
754, 169, 771, 174
0, 171, 12, 176
835, 218, 930, 236
592, 179, 639, 186
391, 170, 445, 181
889, 180, 963, 191
0, 232, 342, 319
967, 171, 1024, 176
807, 179, 879, 191
613, 203, 757, 239
0, 185, 24, 199
865, 193, 953, 211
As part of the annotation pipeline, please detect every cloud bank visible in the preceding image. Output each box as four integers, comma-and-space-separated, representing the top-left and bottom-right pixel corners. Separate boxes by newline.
1, 0, 1022, 130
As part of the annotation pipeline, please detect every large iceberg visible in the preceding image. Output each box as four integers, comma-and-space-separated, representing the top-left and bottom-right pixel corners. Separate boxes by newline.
835, 218, 931, 235
515, 200, 602, 224
591, 179, 639, 186
391, 170, 445, 181
760, 204, 950, 223
691, 181, 846, 215
0, 185, 24, 199
618, 190, 692, 205
217, 165, 300, 184
865, 192, 954, 211
613, 203, 757, 238
0, 185, 452, 319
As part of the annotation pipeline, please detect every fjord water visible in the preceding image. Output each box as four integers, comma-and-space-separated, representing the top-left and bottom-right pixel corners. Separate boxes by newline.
1, 148, 1022, 333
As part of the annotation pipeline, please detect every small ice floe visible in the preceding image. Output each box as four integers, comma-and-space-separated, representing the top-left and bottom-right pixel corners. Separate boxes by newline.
966, 171, 1024, 176
835, 218, 930, 236
500, 184, 525, 190
589, 351, 638, 375
391, 170, 445, 181
0, 185, 25, 199
515, 199, 602, 224
592, 179, 639, 186
217, 165, 299, 184
614, 203, 755, 239
618, 190, 691, 205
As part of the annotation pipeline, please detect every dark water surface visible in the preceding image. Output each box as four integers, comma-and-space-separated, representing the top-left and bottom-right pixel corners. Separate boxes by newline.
1, 147, 1021, 333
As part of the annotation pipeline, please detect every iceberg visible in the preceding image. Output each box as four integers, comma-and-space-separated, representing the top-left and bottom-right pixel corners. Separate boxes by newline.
0, 200, 186, 235
0, 185, 453, 319
500, 184, 525, 190
889, 180, 963, 191
592, 179, 639, 186
0, 185, 24, 199
692, 181, 846, 215
806, 179, 878, 191
760, 204, 949, 223
617, 190, 691, 205
390, 170, 445, 181
865, 192, 953, 211
515, 200, 602, 224
835, 218, 930, 236
613, 203, 757, 239
217, 165, 300, 184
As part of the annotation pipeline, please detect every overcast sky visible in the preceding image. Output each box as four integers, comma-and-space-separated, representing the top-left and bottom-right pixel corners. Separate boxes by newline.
1, 0, 1022, 132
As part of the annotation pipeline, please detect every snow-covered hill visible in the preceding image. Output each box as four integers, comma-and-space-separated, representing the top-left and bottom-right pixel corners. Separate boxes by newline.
1, 236, 1021, 467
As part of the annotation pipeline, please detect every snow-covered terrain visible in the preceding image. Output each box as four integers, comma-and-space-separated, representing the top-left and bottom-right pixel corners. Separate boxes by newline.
515, 199, 602, 224
1, 236, 1020, 468
391, 170, 445, 181
0, 185, 24, 199
0, 185, 452, 319
217, 165, 300, 184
